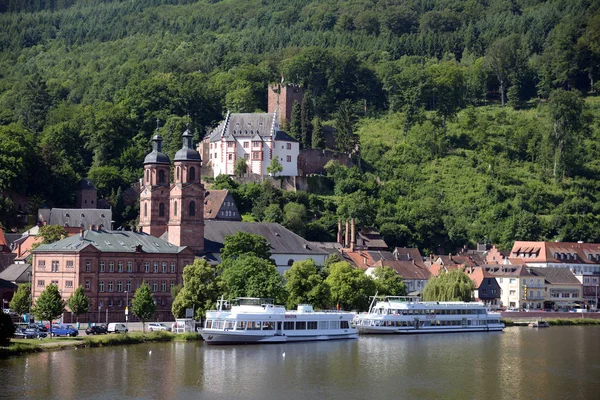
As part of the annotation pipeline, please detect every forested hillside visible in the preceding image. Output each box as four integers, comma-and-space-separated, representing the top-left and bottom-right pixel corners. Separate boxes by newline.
0, 0, 599, 253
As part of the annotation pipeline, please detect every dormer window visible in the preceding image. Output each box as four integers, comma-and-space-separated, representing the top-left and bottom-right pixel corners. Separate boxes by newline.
554, 253, 559, 259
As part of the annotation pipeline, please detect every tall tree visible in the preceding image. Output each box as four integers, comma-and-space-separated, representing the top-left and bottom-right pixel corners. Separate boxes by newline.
284, 259, 329, 310
425, 62, 466, 135
371, 266, 407, 296
132, 282, 156, 332
311, 117, 325, 149
300, 93, 313, 149
422, 270, 474, 302
547, 89, 585, 180
289, 101, 302, 140
172, 259, 221, 321
334, 101, 359, 153
485, 35, 527, 106
9, 283, 31, 317
220, 254, 285, 303
0, 311, 14, 346
67, 286, 89, 323
32, 283, 65, 337
324, 261, 375, 311
266, 157, 283, 177
221, 231, 272, 262
234, 157, 248, 177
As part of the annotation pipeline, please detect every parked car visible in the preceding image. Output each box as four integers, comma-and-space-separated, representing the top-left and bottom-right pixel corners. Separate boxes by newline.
50, 324, 79, 337
148, 323, 171, 332
14, 325, 48, 339
85, 325, 108, 335
107, 323, 128, 333
35, 322, 48, 332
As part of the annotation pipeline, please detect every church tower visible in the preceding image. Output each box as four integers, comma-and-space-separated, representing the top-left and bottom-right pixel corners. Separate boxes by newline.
168, 125, 205, 252
139, 133, 171, 237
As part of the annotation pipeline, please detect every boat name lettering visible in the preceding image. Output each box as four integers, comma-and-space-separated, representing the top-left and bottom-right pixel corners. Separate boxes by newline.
426, 315, 436, 319
284, 315, 297, 319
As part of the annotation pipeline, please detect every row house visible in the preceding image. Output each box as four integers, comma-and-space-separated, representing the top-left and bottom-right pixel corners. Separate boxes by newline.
32, 228, 195, 322
466, 267, 501, 309
509, 241, 600, 309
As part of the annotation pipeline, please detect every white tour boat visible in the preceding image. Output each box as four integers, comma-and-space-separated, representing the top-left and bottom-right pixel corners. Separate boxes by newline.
200, 297, 358, 344
354, 296, 504, 334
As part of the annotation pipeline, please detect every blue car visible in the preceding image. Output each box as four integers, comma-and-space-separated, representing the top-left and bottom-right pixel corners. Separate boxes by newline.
50, 324, 79, 337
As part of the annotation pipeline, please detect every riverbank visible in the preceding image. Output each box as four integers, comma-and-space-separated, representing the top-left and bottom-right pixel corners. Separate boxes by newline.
0, 331, 202, 358
502, 318, 600, 327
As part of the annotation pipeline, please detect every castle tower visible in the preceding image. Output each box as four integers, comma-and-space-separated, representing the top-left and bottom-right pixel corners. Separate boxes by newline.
268, 84, 304, 127
168, 125, 205, 252
139, 134, 171, 237
75, 178, 98, 209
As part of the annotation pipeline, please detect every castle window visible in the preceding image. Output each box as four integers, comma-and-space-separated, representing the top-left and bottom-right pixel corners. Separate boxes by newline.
286, 155, 291, 162
174, 201, 178, 216
286, 143, 291, 150
176, 166, 180, 181
159, 203, 165, 217
158, 170, 166, 184
144, 203, 148, 217
146, 170, 150, 183
188, 167, 196, 182
243, 141, 249, 148
189, 201, 196, 217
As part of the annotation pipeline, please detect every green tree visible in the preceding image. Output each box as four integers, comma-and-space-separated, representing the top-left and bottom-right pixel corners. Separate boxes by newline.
324, 261, 375, 311
289, 100, 302, 140
220, 254, 285, 302
221, 231, 272, 262
132, 282, 156, 332
172, 259, 221, 321
234, 157, 248, 177
547, 89, 585, 180
284, 259, 329, 310
9, 283, 31, 316
283, 202, 307, 236
324, 253, 342, 268
485, 35, 528, 106
262, 203, 283, 223
0, 311, 14, 346
267, 156, 283, 177
67, 286, 89, 323
425, 62, 466, 135
32, 283, 65, 337
422, 270, 474, 302
371, 266, 407, 296
300, 92, 313, 148
311, 117, 325, 149
334, 101, 359, 153
36, 225, 68, 244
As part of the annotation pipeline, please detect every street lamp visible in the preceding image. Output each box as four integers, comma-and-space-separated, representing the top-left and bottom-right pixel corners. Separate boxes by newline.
125, 291, 129, 331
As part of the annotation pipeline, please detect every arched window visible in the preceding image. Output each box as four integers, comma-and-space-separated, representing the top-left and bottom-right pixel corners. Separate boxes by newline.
189, 201, 196, 217
176, 167, 180, 181
144, 203, 147, 217
159, 203, 165, 217
145, 169, 150, 183
158, 170, 165, 184
188, 167, 196, 182
174, 201, 178, 217
287, 259, 294, 266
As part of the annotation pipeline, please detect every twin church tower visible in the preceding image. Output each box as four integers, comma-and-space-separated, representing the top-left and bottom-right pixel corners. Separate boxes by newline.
139, 126, 205, 252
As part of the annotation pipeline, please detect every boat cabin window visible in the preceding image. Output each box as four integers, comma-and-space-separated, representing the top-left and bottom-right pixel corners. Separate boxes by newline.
206, 320, 213, 329
284, 321, 295, 330
262, 322, 275, 330
307, 321, 318, 330
236, 321, 247, 330
248, 321, 261, 330
225, 321, 235, 330
296, 321, 306, 330
341, 321, 349, 329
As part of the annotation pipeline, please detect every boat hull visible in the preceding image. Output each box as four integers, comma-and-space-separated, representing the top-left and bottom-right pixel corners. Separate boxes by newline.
200, 330, 358, 345
357, 325, 504, 334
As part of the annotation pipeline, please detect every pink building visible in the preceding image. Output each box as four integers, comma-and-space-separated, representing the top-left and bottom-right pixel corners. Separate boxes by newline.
31, 228, 195, 323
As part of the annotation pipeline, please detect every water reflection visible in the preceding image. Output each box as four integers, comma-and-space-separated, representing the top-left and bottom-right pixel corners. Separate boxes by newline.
1, 327, 599, 399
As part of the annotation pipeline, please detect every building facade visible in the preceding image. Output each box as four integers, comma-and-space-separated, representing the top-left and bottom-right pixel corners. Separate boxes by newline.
31, 229, 195, 322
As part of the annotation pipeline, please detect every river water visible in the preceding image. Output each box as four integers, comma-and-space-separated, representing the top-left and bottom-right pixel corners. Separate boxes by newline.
1, 326, 599, 399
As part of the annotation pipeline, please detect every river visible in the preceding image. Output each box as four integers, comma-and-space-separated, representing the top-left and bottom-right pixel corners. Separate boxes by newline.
1, 326, 599, 399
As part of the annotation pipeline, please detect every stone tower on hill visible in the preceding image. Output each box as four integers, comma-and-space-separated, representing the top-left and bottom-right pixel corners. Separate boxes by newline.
140, 127, 205, 252
268, 84, 304, 127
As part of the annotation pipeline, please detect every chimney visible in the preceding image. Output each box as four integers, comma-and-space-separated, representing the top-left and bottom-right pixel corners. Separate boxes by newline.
345, 220, 350, 249
89, 224, 95, 231
350, 218, 356, 252
337, 220, 343, 245
79, 228, 84, 240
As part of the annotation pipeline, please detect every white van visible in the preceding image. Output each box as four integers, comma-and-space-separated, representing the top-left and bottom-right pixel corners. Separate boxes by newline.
107, 323, 128, 333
